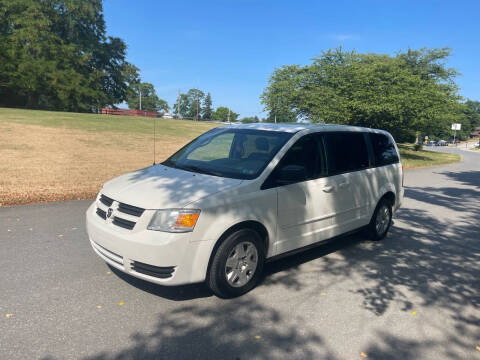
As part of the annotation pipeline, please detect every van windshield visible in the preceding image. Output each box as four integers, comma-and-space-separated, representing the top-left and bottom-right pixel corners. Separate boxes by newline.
162, 128, 293, 180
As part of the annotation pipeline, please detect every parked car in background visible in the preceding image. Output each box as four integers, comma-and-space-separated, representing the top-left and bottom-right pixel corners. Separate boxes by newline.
437, 140, 448, 146
86, 124, 404, 298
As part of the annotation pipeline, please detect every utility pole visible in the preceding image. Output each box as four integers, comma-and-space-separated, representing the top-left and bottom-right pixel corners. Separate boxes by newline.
177, 89, 181, 119
228, 108, 231, 124
196, 100, 199, 121
139, 89, 142, 111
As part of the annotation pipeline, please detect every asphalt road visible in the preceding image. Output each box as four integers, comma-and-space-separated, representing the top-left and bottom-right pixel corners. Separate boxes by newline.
1, 147, 479, 360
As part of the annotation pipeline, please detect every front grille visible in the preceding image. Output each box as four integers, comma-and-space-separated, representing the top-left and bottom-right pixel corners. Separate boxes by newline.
112, 216, 136, 230
118, 203, 145, 217
100, 194, 114, 207
131, 261, 175, 279
96, 208, 107, 220
97, 194, 142, 231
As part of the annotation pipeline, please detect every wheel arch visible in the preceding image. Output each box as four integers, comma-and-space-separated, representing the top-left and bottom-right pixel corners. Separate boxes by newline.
380, 191, 395, 207
205, 220, 269, 278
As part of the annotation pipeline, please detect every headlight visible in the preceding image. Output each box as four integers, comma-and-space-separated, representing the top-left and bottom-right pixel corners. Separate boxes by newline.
147, 209, 200, 232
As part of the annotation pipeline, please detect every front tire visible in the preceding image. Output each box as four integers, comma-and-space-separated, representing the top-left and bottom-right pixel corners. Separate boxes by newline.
367, 198, 393, 241
207, 228, 265, 298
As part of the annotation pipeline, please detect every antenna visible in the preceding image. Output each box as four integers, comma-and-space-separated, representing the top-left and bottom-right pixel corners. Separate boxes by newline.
153, 116, 156, 165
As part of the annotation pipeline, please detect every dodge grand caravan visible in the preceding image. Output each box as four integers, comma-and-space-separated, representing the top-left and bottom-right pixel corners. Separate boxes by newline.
86, 124, 403, 297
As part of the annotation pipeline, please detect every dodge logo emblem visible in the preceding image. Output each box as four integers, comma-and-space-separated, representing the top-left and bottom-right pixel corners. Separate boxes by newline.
106, 208, 113, 218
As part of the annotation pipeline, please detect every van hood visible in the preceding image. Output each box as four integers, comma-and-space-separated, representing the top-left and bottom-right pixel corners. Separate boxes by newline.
101, 164, 242, 209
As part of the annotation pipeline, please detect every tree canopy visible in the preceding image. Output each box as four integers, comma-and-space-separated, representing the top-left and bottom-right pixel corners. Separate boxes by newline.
212, 107, 239, 122
240, 116, 260, 123
0, 0, 137, 112
126, 82, 168, 112
202, 93, 213, 120
261, 47, 475, 141
172, 89, 239, 121
173, 88, 205, 119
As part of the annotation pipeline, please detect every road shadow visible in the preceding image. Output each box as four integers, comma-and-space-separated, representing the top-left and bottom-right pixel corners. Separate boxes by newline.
107, 232, 365, 300
82, 297, 336, 360
262, 232, 364, 290
439, 170, 480, 188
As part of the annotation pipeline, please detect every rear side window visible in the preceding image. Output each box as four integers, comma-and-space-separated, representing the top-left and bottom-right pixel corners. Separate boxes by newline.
323, 132, 370, 175
370, 133, 399, 166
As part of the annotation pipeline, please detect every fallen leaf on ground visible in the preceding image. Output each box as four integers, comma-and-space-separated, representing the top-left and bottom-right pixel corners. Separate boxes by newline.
118, 302, 124, 306
412, 311, 417, 315
5, 314, 13, 318
360, 352, 368, 358
476, 345, 480, 352
320, 292, 326, 296
58, 234, 63, 238
96, 305, 102, 309
106, 271, 112, 275
255, 335, 261, 339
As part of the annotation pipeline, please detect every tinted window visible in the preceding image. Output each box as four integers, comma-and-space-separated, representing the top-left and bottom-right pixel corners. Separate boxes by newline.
323, 132, 369, 174
264, 134, 327, 188
370, 133, 399, 166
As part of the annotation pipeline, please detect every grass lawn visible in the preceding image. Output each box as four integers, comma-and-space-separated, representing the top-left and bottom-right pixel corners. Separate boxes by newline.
0, 106, 217, 138
0, 107, 461, 206
0, 108, 218, 206
398, 144, 461, 169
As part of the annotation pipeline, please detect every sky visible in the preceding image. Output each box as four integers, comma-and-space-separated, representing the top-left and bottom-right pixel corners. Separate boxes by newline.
103, 0, 480, 118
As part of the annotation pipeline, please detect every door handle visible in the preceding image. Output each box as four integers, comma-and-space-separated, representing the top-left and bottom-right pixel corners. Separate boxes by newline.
338, 182, 350, 188
322, 185, 334, 193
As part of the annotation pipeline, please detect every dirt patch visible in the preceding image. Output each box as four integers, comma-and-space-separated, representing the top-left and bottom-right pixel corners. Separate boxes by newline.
0, 123, 192, 206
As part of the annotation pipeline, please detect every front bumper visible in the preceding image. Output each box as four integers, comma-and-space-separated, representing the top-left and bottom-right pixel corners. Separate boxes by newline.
86, 202, 213, 286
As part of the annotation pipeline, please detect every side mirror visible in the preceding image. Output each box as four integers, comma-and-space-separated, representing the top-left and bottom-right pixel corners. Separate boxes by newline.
276, 165, 307, 185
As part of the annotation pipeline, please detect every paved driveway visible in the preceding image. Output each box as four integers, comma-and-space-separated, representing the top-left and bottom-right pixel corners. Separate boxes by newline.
1, 148, 479, 360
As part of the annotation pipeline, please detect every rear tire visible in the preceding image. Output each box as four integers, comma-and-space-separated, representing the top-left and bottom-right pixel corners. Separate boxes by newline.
367, 198, 393, 241
207, 228, 265, 298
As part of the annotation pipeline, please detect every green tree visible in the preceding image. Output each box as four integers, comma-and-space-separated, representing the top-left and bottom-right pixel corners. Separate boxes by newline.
187, 89, 205, 120
172, 88, 205, 119
212, 107, 239, 122
240, 116, 260, 123
464, 100, 480, 131
202, 93, 213, 120
173, 93, 190, 119
260, 65, 303, 123
126, 83, 168, 112
261, 47, 462, 141
0, 0, 137, 112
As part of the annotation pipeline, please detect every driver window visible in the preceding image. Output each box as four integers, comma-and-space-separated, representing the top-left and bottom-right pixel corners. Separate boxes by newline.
268, 134, 325, 186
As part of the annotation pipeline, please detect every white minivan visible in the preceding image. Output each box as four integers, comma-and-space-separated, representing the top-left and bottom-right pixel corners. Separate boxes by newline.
86, 124, 403, 297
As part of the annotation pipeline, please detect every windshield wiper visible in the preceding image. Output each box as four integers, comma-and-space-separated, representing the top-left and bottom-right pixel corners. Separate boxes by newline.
180, 165, 224, 177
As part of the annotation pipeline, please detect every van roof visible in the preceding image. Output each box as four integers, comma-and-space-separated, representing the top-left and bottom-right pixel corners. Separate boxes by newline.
219, 122, 388, 134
